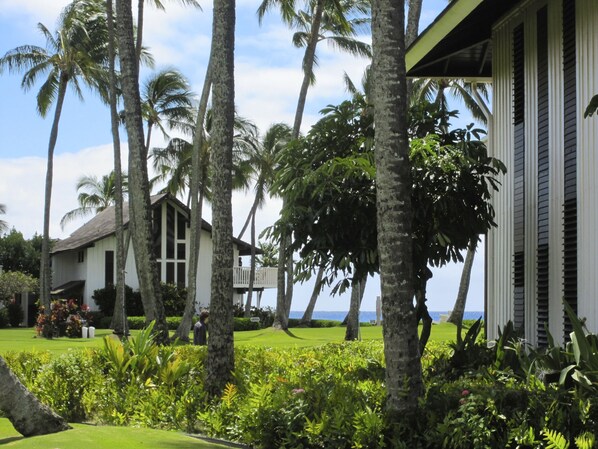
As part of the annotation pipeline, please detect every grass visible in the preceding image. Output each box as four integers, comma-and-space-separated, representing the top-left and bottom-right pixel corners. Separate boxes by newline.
0, 322, 459, 354
0, 419, 231, 448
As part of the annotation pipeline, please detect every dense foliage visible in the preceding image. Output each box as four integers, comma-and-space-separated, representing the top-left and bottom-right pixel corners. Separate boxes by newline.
92, 283, 187, 317
0, 229, 43, 278
3, 313, 598, 447
269, 99, 506, 298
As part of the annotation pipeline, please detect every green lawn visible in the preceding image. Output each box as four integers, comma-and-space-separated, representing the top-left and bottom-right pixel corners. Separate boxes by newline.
0, 419, 231, 448
0, 322, 459, 354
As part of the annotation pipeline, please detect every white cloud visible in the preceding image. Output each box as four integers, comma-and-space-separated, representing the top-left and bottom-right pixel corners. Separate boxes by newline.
0, 144, 121, 240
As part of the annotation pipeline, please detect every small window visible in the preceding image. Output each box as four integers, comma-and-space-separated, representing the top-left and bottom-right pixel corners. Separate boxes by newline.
77, 251, 85, 263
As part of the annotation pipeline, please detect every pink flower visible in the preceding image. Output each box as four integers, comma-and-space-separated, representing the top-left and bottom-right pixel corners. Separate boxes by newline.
461, 389, 470, 396
292, 388, 305, 395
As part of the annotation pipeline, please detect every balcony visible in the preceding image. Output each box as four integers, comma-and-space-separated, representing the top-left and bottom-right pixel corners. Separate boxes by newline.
233, 266, 278, 289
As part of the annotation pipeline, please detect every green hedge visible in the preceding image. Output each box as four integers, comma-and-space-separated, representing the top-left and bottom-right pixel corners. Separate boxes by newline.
97, 316, 261, 332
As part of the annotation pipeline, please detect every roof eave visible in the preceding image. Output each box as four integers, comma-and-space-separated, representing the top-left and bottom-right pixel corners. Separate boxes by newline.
406, 0, 484, 74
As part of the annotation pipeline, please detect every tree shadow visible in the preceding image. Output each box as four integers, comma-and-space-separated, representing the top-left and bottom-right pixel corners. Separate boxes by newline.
283, 329, 304, 340
0, 436, 24, 444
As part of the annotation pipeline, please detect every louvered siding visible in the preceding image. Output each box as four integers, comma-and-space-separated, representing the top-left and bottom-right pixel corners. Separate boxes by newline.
536, 6, 550, 347
487, 23, 514, 342
513, 24, 526, 332
562, 0, 577, 337
575, 0, 598, 334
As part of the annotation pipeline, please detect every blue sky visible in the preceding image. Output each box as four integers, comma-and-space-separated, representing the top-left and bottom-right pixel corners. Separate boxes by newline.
0, 0, 486, 313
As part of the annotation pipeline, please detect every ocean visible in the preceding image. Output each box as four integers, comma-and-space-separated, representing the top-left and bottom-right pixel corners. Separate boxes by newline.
289, 310, 484, 323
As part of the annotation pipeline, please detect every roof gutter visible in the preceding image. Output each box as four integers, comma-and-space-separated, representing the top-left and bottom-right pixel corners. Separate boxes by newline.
406, 0, 484, 73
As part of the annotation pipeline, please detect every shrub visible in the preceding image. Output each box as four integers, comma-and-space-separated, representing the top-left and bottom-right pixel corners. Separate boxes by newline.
92, 285, 144, 316
0, 308, 8, 328
7, 300, 23, 327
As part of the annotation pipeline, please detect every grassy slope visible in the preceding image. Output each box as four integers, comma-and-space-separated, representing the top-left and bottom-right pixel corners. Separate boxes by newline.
0, 420, 229, 448
0, 322, 458, 354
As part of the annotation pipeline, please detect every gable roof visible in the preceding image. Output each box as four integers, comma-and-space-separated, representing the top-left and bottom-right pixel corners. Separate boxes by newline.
406, 0, 522, 80
52, 193, 256, 256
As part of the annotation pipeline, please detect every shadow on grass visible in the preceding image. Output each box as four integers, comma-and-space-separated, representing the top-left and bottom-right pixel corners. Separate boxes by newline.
283, 329, 304, 340
0, 436, 24, 444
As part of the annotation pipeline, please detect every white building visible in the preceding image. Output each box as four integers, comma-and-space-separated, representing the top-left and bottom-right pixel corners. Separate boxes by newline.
51, 193, 277, 313
407, 0, 597, 345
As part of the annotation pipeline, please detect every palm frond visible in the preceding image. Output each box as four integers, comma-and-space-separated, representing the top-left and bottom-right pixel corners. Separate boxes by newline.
324, 36, 371, 58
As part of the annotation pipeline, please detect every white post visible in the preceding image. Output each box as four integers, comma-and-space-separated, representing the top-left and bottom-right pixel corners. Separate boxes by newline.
375, 296, 382, 325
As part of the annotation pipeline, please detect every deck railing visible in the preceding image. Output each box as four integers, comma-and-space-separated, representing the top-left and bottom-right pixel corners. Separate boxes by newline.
233, 266, 277, 289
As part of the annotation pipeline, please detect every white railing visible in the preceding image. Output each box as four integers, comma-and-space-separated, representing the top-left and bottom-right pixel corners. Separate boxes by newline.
233, 266, 278, 289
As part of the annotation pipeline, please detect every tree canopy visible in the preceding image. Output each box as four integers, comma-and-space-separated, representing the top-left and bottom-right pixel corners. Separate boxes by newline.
269, 97, 506, 295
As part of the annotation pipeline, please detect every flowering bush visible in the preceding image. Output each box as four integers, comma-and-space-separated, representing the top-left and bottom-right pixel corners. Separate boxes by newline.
35, 299, 92, 338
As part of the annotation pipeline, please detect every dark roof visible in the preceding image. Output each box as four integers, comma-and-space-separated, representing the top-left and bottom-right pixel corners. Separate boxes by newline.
406, 0, 522, 79
52, 193, 257, 256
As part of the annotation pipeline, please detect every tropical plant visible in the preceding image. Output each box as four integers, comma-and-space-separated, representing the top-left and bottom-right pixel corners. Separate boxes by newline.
584, 94, 598, 118
60, 171, 128, 229
237, 123, 292, 316
0, 0, 110, 313
0, 271, 38, 304
140, 68, 196, 158
258, 0, 371, 329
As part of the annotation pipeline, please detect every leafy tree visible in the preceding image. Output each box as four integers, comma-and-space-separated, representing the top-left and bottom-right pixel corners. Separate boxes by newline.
60, 171, 129, 229
115, 0, 168, 343
0, 271, 38, 304
0, 0, 110, 313
0, 230, 42, 278
258, 0, 371, 329
205, 0, 236, 397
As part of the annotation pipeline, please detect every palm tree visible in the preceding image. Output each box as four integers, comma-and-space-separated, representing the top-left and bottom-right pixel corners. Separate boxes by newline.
371, 0, 423, 416
0, 204, 7, 234
150, 112, 259, 340
105, 0, 128, 337
140, 68, 196, 159
0, 356, 70, 436
206, 0, 236, 398
115, 0, 169, 344
134, 0, 201, 64
0, 0, 109, 313
411, 78, 491, 125
258, 0, 371, 329
60, 171, 128, 229
237, 123, 292, 317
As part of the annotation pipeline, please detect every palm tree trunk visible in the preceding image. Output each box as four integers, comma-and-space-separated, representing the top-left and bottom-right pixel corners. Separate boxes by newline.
415, 274, 433, 354
274, 0, 325, 326
116, 0, 168, 344
300, 264, 324, 324
206, 0, 235, 398
107, 0, 128, 337
0, 356, 70, 437
40, 74, 68, 320
243, 211, 257, 317
175, 55, 213, 342
135, 0, 144, 67
345, 275, 367, 341
273, 234, 288, 329
372, 0, 423, 417
448, 238, 477, 342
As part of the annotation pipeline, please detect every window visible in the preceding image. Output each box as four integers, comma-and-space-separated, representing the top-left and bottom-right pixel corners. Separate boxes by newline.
105, 250, 115, 287
77, 251, 85, 263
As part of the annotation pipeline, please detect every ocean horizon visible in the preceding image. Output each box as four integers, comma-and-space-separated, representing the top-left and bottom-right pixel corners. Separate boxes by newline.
289, 310, 484, 323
